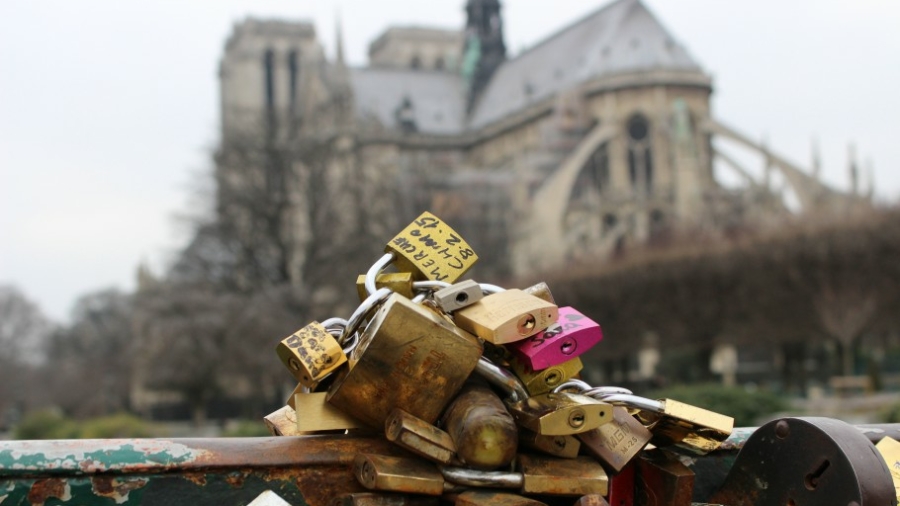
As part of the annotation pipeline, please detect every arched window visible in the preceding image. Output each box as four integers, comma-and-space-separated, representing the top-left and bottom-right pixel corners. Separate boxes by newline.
571, 142, 609, 201
263, 49, 275, 110
626, 113, 653, 195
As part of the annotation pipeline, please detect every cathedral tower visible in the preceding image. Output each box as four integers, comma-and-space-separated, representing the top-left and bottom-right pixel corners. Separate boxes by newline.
462, 0, 506, 110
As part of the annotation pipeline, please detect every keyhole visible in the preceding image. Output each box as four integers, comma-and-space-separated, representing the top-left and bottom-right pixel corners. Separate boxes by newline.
804, 459, 830, 490
568, 409, 586, 428
560, 339, 576, 355
361, 461, 376, 485
544, 371, 562, 386
518, 314, 536, 335
289, 358, 301, 371
455, 292, 469, 304
553, 436, 567, 450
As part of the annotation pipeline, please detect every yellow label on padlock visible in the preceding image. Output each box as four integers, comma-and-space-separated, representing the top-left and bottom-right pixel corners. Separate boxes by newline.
385, 211, 478, 283
876, 436, 900, 502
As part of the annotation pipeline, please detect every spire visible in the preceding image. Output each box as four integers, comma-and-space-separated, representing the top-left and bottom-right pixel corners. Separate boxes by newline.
761, 135, 772, 190
811, 136, 821, 180
865, 158, 875, 200
848, 143, 859, 195
335, 9, 345, 65
464, 0, 507, 111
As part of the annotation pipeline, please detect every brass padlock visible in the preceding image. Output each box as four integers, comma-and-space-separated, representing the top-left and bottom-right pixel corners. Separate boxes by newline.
433, 279, 484, 312
354, 454, 445, 496
276, 321, 347, 388
356, 273, 415, 302
263, 405, 301, 436
875, 436, 900, 502
519, 429, 581, 459
454, 289, 558, 344
509, 355, 584, 396
294, 392, 368, 433
385, 408, 457, 465
327, 293, 483, 427
610, 394, 733, 454
441, 456, 608, 496
385, 211, 478, 283
577, 406, 653, 473
442, 380, 519, 470
506, 392, 613, 436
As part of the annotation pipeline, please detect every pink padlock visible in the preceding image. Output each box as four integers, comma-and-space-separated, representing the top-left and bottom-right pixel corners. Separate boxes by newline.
509, 306, 603, 370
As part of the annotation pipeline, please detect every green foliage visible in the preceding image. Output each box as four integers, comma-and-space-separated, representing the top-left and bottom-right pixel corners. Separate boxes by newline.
14, 411, 159, 439
879, 401, 900, 423
13, 409, 80, 440
647, 383, 789, 427
221, 420, 271, 437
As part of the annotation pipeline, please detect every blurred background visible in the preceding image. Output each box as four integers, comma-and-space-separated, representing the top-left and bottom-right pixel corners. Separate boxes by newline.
1, 0, 899, 439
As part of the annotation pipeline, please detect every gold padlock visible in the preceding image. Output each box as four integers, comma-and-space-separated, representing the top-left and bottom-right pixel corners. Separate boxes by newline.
354, 454, 445, 496
455, 491, 548, 506
632, 397, 734, 454
356, 273, 415, 302
454, 289, 558, 344
294, 392, 368, 433
509, 355, 583, 396
518, 455, 609, 496
506, 392, 613, 436
327, 293, 483, 427
875, 436, 900, 502
385, 211, 478, 283
276, 321, 347, 388
519, 429, 581, 459
385, 408, 457, 465
521, 281, 556, 304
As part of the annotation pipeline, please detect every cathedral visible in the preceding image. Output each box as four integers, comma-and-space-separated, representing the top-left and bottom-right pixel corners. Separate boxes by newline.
217, 0, 867, 282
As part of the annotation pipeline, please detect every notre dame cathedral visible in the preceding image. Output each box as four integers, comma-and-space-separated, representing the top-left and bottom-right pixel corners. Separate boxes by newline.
217, 0, 869, 284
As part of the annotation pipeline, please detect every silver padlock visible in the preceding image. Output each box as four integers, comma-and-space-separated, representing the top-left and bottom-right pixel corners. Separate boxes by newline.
433, 279, 484, 312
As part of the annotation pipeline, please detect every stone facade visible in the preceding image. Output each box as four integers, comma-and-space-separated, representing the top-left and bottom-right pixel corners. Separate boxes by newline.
217, 0, 865, 281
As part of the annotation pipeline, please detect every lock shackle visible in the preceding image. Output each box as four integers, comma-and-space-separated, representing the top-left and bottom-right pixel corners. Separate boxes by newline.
321, 317, 349, 329
440, 466, 522, 489
474, 357, 529, 402
413, 280, 452, 292
365, 253, 396, 296
583, 386, 633, 398
600, 394, 663, 413
552, 379, 592, 394
478, 283, 506, 294
343, 287, 393, 346
411, 292, 427, 304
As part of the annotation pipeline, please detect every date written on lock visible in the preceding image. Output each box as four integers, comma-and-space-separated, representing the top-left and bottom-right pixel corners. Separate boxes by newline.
275, 321, 347, 387
386, 211, 478, 283
509, 306, 603, 370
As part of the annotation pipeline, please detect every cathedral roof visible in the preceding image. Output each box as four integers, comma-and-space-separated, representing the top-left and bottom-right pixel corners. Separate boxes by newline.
349, 68, 467, 135
468, 0, 705, 129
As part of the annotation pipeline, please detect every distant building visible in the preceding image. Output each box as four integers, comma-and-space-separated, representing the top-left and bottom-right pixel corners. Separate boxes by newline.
218, 0, 869, 282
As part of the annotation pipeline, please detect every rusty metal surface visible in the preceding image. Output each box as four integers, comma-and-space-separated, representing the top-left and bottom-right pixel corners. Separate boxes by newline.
0, 435, 404, 506
709, 418, 896, 506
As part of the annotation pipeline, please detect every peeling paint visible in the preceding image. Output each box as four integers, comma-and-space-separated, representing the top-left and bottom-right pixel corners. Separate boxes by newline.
92, 476, 149, 504
0, 440, 206, 475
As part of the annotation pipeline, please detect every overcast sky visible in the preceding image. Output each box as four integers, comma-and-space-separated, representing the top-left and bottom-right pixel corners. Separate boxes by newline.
1, 0, 898, 322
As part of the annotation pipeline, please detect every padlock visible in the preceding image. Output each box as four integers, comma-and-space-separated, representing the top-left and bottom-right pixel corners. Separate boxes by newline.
577, 406, 653, 473
332, 493, 439, 506
385, 408, 457, 465
454, 289, 558, 344
441, 380, 518, 470
509, 355, 584, 396
353, 454, 445, 496
441, 455, 608, 496
454, 491, 548, 506
522, 281, 556, 304
509, 306, 603, 370
356, 273, 415, 302
327, 293, 483, 427
293, 392, 368, 433
385, 211, 478, 283
519, 428, 581, 459
607, 394, 733, 454
263, 405, 301, 436
276, 321, 347, 388
506, 392, 613, 436
433, 279, 484, 312
875, 436, 900, 502
634, 449, 694, 506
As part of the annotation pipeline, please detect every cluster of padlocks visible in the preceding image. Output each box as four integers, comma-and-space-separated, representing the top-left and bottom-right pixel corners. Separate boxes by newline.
265, 212, 736, 506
